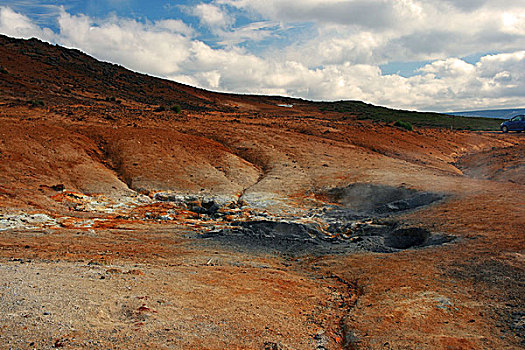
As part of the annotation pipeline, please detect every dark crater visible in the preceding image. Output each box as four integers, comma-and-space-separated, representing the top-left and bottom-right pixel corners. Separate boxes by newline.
319, 183, 443, 215
202, 221, 453, 256
384, 227, 430, 249
199, 184, 453, 256
203, 221, 324, 255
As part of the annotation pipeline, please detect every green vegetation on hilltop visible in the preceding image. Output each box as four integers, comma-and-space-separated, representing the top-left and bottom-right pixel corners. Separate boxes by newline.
318, 100, 502, 131
29, 99, 45, 107
170, 104, 182, 113
393, 120, 413, 131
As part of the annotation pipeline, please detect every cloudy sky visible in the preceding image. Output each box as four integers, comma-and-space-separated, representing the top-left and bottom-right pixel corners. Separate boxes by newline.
1, 0, 524, 112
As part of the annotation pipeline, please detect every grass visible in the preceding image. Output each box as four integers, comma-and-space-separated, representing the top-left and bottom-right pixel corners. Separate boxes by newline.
393, 120, 413, 131
318, 100, 502, 131
170, 104, 182, 113
29, 99, 45, 107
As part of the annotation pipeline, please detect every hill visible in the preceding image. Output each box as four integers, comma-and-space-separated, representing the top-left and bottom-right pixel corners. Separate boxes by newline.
0, 34, 503, 131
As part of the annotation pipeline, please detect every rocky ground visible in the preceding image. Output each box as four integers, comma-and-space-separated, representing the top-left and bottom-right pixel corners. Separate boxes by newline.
0, 35, 524, 349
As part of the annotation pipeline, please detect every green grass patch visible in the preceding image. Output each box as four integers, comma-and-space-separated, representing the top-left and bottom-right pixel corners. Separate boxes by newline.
393, 120, 413, 131
29, 99, 45, 107
170, 104, 182, 113
318, 100, 502, 131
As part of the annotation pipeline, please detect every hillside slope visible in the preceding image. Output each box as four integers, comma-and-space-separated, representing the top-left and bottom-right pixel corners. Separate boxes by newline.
0, 34, 316, 115
0, 34, 503, 129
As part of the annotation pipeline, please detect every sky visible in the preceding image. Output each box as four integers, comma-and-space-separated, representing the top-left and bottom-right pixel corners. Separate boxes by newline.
0, 0, 524, 112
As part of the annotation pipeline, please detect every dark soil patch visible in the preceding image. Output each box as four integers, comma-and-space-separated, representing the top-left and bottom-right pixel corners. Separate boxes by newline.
383, 227, 453, 249
201, 220, 454, 256
199, 184, 452, 256
318, 183, 443, 214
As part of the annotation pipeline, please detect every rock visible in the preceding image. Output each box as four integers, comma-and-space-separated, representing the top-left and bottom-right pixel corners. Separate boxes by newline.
264, 341, 283, 350
50, 184, 65, 191
202, 200, 220, 215
188, 204, 208, 215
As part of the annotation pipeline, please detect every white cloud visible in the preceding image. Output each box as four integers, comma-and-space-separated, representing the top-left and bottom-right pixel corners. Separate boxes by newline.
192, 3, 231, 29
419, 58, 476, 78
154, 19, 195, 37
222, 0, 525, 63
218, 21, 280, 46
0, 6, 54, 40
501, 11, 525, 35
221, 0, 401, 29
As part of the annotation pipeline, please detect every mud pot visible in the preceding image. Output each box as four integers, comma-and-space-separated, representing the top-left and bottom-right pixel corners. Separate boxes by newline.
198, 184, 454, 256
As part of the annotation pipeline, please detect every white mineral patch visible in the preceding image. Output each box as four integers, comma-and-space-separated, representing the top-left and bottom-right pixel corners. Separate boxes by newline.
0, 213, 58, 231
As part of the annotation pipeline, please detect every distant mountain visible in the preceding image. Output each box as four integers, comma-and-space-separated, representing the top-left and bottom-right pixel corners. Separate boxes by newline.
447, 109, 525, 119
